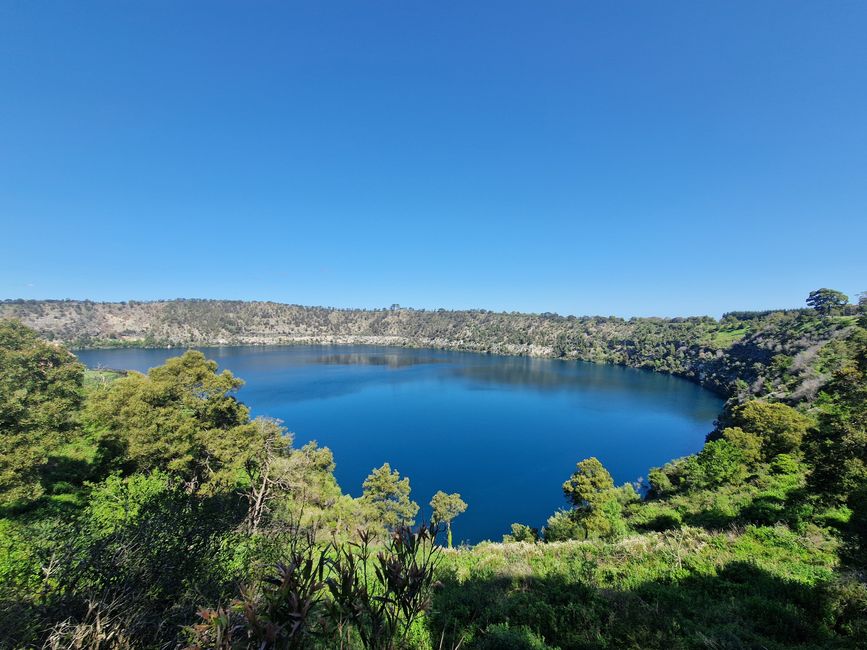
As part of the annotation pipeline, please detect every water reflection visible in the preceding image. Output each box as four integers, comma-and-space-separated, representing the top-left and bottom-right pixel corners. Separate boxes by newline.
75, 344, 723, 542
315, 352, 448, 368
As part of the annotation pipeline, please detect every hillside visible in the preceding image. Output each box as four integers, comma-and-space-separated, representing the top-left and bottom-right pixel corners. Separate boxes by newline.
0, 299, 856, 400
1, 293, 865, 649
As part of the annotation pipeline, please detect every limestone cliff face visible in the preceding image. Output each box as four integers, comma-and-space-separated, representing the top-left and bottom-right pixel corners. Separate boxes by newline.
0, 299, 852, 402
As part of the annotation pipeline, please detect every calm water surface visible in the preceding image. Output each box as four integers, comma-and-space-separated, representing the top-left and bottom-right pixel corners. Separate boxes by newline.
75, 346, 722, 543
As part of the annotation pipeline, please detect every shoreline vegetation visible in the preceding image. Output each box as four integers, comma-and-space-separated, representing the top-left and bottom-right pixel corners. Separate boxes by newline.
0, 297, 859, 401
1, 288, 865, 648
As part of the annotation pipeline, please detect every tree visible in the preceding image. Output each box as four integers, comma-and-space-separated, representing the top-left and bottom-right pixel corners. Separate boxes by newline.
731, 400, 812, 458
503, 522, 538, 543
562, 457, 614, 508
561, 457, 624, 539
807, 288, 848, 316
808, 329, 867, 502
361, 463, 419, 530
430, 491, 467, 548
721, 426, 763, 465
0, 319, 84, 508
85, 350, 259, 492
242, 418, 294, 534
682, 439, 748, 488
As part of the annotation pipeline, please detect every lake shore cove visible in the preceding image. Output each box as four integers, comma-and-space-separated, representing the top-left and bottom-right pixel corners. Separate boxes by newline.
1, 290, 865, 649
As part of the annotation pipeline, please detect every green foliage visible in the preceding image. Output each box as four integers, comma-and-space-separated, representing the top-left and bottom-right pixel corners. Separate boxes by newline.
807, 288, 849, 315
807, 327, 867, 561
468, 623, 558, 650
504, 523, 539, 543
681, 439, 748, 489
361, 463, 419, 531
647, 466, 673, 498
85, 350, 259, 491
85, 470, 173, 536
808, 330, 867, 500
731, 400, 812, 458
432, 525, 857, 649
560, 458, 626, 540
190, 530, 331, 650
327, 524, 441, 650
542, 510, 583, 542
0, 319, 85, 509
191, 524, 444, 649
430, 491, 467, 548
562, 457, 613, 507
2, 472, 246, 648
627, 503, 683, 531
721, 426, 763, 465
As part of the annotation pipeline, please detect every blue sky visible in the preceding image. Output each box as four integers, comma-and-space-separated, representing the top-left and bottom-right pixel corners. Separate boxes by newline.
1, 1, 864, 317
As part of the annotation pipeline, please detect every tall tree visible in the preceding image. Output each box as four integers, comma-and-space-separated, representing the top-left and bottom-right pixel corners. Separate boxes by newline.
86, 350, 259, 492
0, 320, 84, 508
361, 462, 418, 530
430, 491, 467, 548
561, 457, 623, 539
807, 288, 849, 315
243, 418, 293, 534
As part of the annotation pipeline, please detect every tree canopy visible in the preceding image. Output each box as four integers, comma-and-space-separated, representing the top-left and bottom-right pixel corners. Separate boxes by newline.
807, 288, 849, 315
561, 457, 626, 540
730, 400, 812, 459
0, 319, 84, 508
85, 350, 259, 492
361, 462, 419, 530
430, 490, 467, 548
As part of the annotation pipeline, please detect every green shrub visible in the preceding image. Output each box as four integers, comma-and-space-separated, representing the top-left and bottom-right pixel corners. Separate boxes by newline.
630, 505, 683, 532
469, 623, 559, 650
722, 426, 763, 465
543, 510, 583, 542
504, 523, 539, 543
732, 401, 812, 458
682, 440, 748, 489
769, 453, 800, 475
647, 467, 673, 497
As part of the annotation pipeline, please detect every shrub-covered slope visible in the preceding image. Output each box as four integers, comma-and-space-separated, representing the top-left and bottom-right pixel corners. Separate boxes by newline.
0, 298, 857, 399
0, 290, 864, 649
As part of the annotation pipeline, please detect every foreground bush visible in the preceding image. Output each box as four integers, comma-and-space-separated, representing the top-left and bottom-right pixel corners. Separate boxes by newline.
188, 523, 441, 650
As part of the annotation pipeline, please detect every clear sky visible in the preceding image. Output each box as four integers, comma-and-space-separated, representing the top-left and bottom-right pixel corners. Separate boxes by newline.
1, 2, 865, 317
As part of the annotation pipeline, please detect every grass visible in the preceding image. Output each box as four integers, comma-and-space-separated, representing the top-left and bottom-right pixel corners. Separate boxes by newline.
432, 524, 851, 649
82, 368, 124, 390
705, 325, 749, 348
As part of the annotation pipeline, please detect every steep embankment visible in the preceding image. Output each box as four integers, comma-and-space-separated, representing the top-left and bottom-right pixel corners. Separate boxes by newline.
0, 299, 854, 400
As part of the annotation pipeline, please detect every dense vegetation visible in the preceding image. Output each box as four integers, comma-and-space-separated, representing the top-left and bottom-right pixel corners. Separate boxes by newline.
1, 289, 865, 648
1, 296, 858, 398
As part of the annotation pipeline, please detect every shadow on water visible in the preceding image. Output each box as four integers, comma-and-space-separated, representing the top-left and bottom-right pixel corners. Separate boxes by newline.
446, 356, 720, 422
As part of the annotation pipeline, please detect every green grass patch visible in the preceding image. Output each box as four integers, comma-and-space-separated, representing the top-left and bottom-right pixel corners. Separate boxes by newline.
706, 325, 749, 348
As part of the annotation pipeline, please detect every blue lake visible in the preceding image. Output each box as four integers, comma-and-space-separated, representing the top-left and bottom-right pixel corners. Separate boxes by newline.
75, 345, 722, 543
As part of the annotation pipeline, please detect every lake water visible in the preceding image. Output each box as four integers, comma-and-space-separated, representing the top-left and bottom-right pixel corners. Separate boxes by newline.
75, 345, 722, 543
